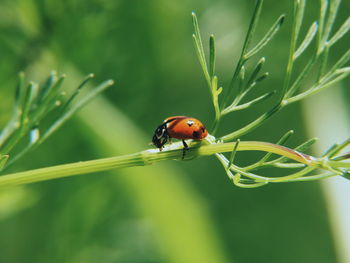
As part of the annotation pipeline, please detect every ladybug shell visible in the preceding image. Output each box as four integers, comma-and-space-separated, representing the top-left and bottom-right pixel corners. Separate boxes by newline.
165, 116, 208, 140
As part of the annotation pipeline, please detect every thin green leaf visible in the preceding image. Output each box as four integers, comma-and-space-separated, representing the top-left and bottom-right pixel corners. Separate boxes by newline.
30, 75, 66, 125
228, 139, 240, 169
292, 138, 318, 153
0, 154, 9, 171
294, 0, 306, 41
241, 0, 264, 56
328, 17, 350, 47
223, 69, 270, 115
21, 82, 39, 125
328, 138, 350, 158
326, 48, 350, 78
233, 173, 267, 188
224, 0, 264, 107
318, 68, 350, 90
294, 21, 318, 60
209, 35, 216, 79
282, 0, 305, 96
248, 57, 265, 86
39, 75, 66, 108
15, 72, 26, 109
285, 55, 317, 98
332, 152, 350, 161
223, 90, 275, 114
242, 89, 275, 108
253, 72, 269, 84
270, 162, 305, 169
192, 12, 206, 62
245, 15, 285, 59
192, 35, 210, 85
283, 171, 339, 182
259, 130, 294, 163
321, 0, 341, 45
323, 143, 339, 157
211, 76, 221, 123
224, 66, 245, 111
192, 12, 210, 85
269, 166, 316, 182
246, 72, 269, 94
317, 0, 328, 52
275, 130, 294, 146
61, 74, 95, 113
36, 71, 57, 105
216, 152, 268, 184
0, 72, 26, 146
221, 103, 282, 142
317, 66, 350, 90
238, 66, 246, 95
39, 79, 114, 144
287, 67, 350, 104
270, 138, 318, 164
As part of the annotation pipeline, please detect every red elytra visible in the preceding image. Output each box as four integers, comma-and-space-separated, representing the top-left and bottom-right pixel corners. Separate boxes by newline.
165, 116, 208, 140
152, 116, 208, 158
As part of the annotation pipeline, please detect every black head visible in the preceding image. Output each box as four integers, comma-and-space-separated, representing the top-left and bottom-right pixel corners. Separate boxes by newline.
152, 123, 169, 149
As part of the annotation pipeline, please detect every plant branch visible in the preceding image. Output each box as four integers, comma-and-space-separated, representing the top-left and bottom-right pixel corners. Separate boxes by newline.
1, 140, 348, 187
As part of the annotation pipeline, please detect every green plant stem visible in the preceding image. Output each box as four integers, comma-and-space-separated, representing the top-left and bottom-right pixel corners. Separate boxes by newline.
328, 160, 350, 168
0, 140, 334, 187
281, 1, 299, 97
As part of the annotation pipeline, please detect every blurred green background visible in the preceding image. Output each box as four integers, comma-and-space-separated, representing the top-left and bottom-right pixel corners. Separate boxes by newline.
0, 0, 349, 262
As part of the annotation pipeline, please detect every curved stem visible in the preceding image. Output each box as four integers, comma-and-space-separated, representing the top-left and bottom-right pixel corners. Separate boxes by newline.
0, 140, 321, 187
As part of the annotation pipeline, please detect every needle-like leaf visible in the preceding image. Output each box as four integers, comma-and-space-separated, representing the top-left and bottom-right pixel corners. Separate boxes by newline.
294, 21, 318, 60
247, 57, 265, 86
241, 0, 263, 56
0, 155, 9, 171
245, 15, 285, 59
259, 130, 294, 163
209, 35, 216, 79
228, 139, 240, 169
328, 17, 350, 47
36, 71, 57, 105
39, 79, 114, 144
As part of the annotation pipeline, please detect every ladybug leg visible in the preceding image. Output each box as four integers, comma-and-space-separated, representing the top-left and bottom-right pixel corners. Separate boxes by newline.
181, 139, 189, 159
159, 135, 168, 151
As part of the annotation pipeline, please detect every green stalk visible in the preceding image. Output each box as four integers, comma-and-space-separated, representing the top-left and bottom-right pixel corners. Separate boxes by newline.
281, 1, 302, 98
328, 161, 350, 168
0, 140, 320, 187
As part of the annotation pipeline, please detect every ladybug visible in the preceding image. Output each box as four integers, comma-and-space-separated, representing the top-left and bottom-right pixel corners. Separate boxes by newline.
152, 116, 208, 158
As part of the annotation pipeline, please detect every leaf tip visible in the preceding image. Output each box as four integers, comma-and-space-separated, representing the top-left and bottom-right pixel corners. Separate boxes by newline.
279, 15, 285, 25
107, 80, 115, 86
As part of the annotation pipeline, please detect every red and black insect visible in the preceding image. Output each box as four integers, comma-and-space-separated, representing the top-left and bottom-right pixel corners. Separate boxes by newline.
152, 116, 208, 157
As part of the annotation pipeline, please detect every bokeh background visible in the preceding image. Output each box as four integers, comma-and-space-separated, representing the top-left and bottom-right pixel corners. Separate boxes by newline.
0, 0, 349, 262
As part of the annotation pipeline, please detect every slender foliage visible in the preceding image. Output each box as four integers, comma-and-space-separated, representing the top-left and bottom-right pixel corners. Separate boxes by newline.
0, 72, 114, 170
191, 0, 350, 187
0, 0, 349, 188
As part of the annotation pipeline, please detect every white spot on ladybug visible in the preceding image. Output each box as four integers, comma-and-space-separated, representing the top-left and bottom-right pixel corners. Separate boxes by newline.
187, 120, 194, 126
